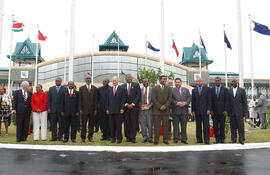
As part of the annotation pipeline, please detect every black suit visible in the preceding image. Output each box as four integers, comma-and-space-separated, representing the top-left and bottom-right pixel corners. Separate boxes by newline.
98, 85, 110, 139
211, 86, 229, 142
192, 86, 211, 143
78, 84, 98, 140
47, 85, 67, 140
122, 82, 141, 142
61, 89, 79, 141
107, 86, 125, 141
228, 87, 248, 143
13, 90, 32, 141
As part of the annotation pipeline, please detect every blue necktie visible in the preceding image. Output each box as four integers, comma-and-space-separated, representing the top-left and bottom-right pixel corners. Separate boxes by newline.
216, 87, 220, 97
56, 86, 60, 93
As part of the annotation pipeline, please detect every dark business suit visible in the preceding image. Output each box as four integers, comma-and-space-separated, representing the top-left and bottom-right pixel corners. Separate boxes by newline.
61, 89, 79, 141
211, 86, 229, 142
47, 85, 66, 140
78, 84, 98, 140
152, 85, 172, 143
192, 86, 211, 143
13, 89, 32, 141
122, 82, 141, 142
228, 87, 248, 143
107, 86, 125, 141
98, 85, 110, 140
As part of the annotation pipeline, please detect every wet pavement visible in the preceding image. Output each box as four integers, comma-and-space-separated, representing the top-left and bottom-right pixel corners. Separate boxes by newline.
0, 148, 270, 175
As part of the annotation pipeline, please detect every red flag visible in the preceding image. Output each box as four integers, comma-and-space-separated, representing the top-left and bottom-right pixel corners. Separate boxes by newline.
38, 31, 47, 41
172, 40, 179, 57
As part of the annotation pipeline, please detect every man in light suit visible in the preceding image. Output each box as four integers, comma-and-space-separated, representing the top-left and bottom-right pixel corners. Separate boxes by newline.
47, 78, 67, 141
139, 78, 153, 143
228, 79, 248, 145
256, 92, 267, 129
172, 78, 191, 144
12, 81, 32, 142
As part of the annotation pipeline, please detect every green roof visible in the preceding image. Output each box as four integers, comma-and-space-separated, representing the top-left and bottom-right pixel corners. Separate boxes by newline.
7, 38, 44, 62
180, 43, 213, 65
99, 31, 129, 52
0, 67, 9, 71
210, 72, 239, 76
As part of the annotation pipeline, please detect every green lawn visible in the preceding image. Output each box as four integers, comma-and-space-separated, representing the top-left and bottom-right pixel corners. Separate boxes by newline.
0, 121, 269, 146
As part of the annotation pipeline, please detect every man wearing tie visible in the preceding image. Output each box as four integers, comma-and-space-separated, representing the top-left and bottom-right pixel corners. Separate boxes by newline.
228, 79, 248, 145
172, 78, 191, 144
106, 76, 125, 143
47, 78, 67, 141
152, 75, 172, 145
78, 73, 98, 143
123, 74, 141, 143
12, 81, 32, 142
61, 81, 79, 143
210, 77, 229, 143
192, 77, 211, 144
139, 78, 153, 143
256, 92, 268, 129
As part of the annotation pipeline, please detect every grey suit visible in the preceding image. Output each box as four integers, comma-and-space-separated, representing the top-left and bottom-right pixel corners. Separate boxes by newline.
257, 95, 268, 129
139, 86, 153, 141
172, 86, 191, 142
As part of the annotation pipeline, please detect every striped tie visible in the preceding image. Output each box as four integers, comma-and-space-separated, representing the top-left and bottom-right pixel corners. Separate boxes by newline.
23, 91, 27, 101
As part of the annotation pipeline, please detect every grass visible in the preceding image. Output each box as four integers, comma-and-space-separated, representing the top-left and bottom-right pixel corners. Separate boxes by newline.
0, 121, 269, 146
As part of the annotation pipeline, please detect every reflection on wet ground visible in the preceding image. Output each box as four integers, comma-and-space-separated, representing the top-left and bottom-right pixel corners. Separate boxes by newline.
0, 148, 270, 175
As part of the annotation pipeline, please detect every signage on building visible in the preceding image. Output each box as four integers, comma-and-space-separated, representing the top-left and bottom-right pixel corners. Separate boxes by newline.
21, 71, 29, 78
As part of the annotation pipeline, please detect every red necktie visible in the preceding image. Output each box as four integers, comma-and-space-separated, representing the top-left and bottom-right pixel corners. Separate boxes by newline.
144, 87, 147, 104
128, 83, 131, 95
88, 85, 90, 92
178, 88, 181, 96
69, 89, 72, 97
113, 86, 116, 96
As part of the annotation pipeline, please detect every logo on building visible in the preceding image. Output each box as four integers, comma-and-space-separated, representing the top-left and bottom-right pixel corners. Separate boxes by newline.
21, 71, 29, 78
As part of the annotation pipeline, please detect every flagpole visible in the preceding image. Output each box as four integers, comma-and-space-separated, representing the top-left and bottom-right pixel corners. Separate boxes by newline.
223, 24, 228, 88
160, 0, 165, 74
91, 33, 94, 83
64, 30, 67, 83
117, 33, 120, 79
145, 34, 147, 67
171, 33, 174, 73
249, 14, 254, 97
34, 24, 39, 88
198, 30, 202, 77
69, 0, 76, 81
7, 14, 14, 96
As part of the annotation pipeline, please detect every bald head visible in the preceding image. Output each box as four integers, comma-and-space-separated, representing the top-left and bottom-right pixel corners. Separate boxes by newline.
196, 77, 203, 87
112, 76, 119, 86
167, 80, 173, 87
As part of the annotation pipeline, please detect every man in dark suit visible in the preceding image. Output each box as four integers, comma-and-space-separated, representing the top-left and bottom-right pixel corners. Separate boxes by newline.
122, 74, 141, 143
106, 76, 125, 143
47, 78, 66, 141
192, 77, 211, 144
152, 75, 172, 145
210, 77, 229, 143
12, 81, 32, 142
78, 73, 98, 142
98, 78, 110, 141
172, 78, 191, 144
61, 81, 79, 143
228, 79, 248, 145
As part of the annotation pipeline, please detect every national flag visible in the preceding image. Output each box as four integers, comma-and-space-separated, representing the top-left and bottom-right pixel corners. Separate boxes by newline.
224, 31, 232, 49
12, 20, 24, 32
147, 41, 160, 52
200, 36, 207, 53
172, 40, 179, 57
253, 21, 270, 35
38, 31, 47, 41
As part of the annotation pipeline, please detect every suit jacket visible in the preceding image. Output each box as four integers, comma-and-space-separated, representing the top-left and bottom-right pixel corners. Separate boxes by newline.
13, 89, 32, 115
192, 86, 211, 115
172, 86, 191, 115
152, 85, 172, 115
210, 86, 229, 116
61, 89, 79, 116
228, 87, 248, 117
139, 86, 152, 106
257, 95, 267, 114
98, 86, 110, 113
47, 86, 66, 114
78, 84, 98, 115
122, 82, 141, 111
107, 86, 126, 115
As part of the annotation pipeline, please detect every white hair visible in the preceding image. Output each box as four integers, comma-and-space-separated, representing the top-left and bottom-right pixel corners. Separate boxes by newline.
21, 81, 29, 87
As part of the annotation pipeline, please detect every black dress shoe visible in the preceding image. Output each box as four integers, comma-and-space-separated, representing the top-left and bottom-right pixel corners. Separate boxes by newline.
63, 139, 68, 143
88, 138, 93, 142
148, 139, 153, 143
174, 140, 178, 144
50, 138, 57, 141
220, 140, 225, 143
81, 139, 85, 143
100, 137, 106, 141
16, 139, 21, 142
163, 141, 169, 144
131, 139, 136, 143
71, 139, 76, 143
181, 141, 188, 144
239, 141, 244, 145
58, 138, 63, 142
111, 139, 116, 143
142, 139, 147, 143
196, 141, 203, 144
126, 138, 131, 142
154, 141, 158, 145
117, 140, 122, 144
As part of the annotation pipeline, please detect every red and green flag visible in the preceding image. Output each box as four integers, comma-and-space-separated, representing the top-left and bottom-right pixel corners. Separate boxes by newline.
38, 31, 47, 41
12, 20, 24, 32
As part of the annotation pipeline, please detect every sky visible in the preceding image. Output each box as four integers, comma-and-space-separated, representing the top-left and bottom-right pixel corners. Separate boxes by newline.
1, 0, 270, 78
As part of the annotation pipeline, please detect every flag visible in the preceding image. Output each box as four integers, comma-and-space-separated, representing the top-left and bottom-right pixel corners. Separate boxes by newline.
224, 31, 232, 49
172, 40, 179, 57
200, 36, 207, 53
253, 21, 270, 35
12, 20, 24, 32
147, 41, 160, 52
38, 31, 47, 41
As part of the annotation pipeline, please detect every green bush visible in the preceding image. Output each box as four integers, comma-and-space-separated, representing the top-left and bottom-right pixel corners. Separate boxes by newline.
11, 112, 33, 127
